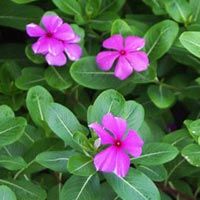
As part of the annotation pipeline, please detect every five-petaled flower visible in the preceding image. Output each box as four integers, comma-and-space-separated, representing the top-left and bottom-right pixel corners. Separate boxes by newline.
26, 14, 82, 66
96, 34, 149, 80
89, 113, 144, 177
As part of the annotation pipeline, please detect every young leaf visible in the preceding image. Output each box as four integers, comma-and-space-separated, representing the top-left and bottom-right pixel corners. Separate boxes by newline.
105, 168, 160, 200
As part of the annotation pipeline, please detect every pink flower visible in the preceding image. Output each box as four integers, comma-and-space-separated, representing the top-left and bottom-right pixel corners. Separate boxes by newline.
26, 14, 82, 66
96, 34, 149, 80
89, 113, 144, 177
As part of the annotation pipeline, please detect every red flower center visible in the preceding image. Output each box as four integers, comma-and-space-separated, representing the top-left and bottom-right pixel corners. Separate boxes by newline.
120, 50, 126, 55
46, 32, 53, 38
115, 140, 122, 147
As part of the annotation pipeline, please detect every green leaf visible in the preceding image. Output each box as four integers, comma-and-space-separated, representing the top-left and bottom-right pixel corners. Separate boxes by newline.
145, 20, 179, 61
105, 168, 160, 200
52, 0, 82, 16
138, 165, 167, 182
0, 155, 27, 170
163, 0, 191, 23
60, 175, 100, 200
147, 85, 175, 109
182, 144, 200, 167
179, 31, 200, 58
190, 0, 200, 22
111, 19, 133, 36
26, 86, 53, 127
36, 151, 73, 173
70, 56, 124, 90
67, 154, 95, 176
0, 185, 17, 200
25, 44, 45, 64
0, 0, 43, 30
45, 103, 84, 148
142, 0, 166, 15
0, 105, 15, 122
44, 67, 73, 91
11, 0, 37, 3
0, 179, 47, 200
132, 143, 179, 165
0, 117, 27, 147
15, 68, 45, 90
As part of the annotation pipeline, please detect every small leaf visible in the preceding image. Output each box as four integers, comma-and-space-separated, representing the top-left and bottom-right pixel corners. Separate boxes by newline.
179, 31, 200, 58
147, 85, 175, 109
0, 185, 17, 200
26, 86, 53, 127
0, 105, 15, 122
182, 144, 200, 167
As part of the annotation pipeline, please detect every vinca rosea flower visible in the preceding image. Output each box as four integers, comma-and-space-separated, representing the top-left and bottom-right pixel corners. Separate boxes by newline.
96, 34, 149, 80
26, 14, 82, 66
89, 113, 144, 177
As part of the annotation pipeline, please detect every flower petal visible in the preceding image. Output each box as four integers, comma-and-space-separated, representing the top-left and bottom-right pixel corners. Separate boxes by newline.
126, 52, 149, 72
45, 52, 67, 66
96, 51, 119, 71
94, 146, 117, 173
42, 15, 63, 33
103, 34, 123, 50
114, 150, 130, 177
64, 43, 82, 61
48, 38, 64, 56
69, 34, 81, 43
114, 56, 133, 80
125, 36, 145, 51
26, 23, 45, 37
102, 113, 127, 140
54, 23, 76, 41
32, 37, 49, 54
122, 130, 144, 158
89, 122, 114, 145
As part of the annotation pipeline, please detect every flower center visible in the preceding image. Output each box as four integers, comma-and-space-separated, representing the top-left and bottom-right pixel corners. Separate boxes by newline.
119, 50, 126, 55
46, 32, 53, 38
115, 140, 122, 147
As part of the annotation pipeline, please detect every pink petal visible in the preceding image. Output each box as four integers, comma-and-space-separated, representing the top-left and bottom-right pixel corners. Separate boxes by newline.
126, 52, 149, 72
94, 146, 117, 173
42, 15, 63, 33
64, 43, 82, 61
26, 23, 45, 37
54, 23, 76, 41
89, 123, 114, 145
114, 150, 130, 177
103, 34, 124, 50
114, 56, 133, 80
102, 113, 127, 140
69, 34, 81, 43
32, 37, 48, 54
48, 38, 64, 56
125, 36, 145, 51
122, 130, 144, 158
96, 51, 119, 71
45, 52, 67, 66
